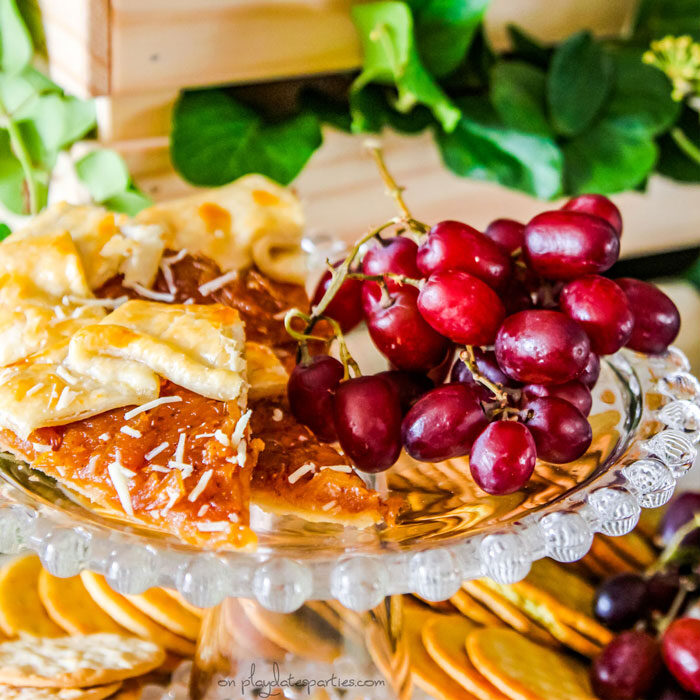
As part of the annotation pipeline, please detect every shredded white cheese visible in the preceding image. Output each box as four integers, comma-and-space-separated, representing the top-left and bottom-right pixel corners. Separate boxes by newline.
32, 443, 52, 453
198, 270, 239, 296
288, 462, 315, 485
55, 367, 77, 385
149, 465, 170, 473
236, 440, 247, 467
188, 469, 213, 502
162, 249, 188, 265
231, 409, 252, 444
194, 433, 215, 440
25, 383, 44, 398
53, 305, 67, 320
228, 513, 239, 523
126, 282, 175, 303
64, 295, 129, 309
124, 395, 182, 420
55, 386, 75, 411
162, 488, 180, 514
120, 426, 142, 438
99, 433, 110, 441
145, 442, 169, 461
184, 297, 194, 305
168, 461, 193, 479
174, 433, 186, 463
160, 261, 177, 296
197, 504, 209, 517
272, 408, 284, 422
196, 521, 230, 532
322, 500, 337, 511
107, 457, 134, 517
213, 430, 230, 447
322, 464, 353, 473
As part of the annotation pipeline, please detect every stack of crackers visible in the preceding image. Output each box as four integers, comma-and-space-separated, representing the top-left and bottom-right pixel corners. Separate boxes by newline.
0, 555, 202, 699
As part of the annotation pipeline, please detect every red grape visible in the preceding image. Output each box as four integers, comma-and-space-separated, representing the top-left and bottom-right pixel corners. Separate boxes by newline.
469, 421, 536, 495
288, 355, 344, 442
560, 275, 633, 355
524, 210, 619, 280
451, 348, 518, 401
521, 380, 592, 416
495, 310, 591, 385
365, 285, 450, 372
616, 278, 681, 354
333, 376, 402, 473
663, 618, 700, 693
416, 220, 512, 290
401, 384, 488, 462
418, 270, 505, 346
362, 235, 421, 290
592, 631, 662, 700
522, 397, 592, 463
377, 370, 434, 414
312, 266, 364, 333
484, 218, 525, 255
579, 352, 601, 388
562, 194, 622, 237
658, 492, 700, 548
594, 573, 648, 630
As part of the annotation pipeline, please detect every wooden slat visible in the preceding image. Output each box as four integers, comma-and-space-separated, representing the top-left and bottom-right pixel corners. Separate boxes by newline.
118, 129, 700, 260
109, 0, 362, 96
95, 90, 178, 142
38, 0, 110, 98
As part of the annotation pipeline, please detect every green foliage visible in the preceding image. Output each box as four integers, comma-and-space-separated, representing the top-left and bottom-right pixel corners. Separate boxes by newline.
0, 0, 32, 75
0, 222, 10, 240
169, 0, 700, 200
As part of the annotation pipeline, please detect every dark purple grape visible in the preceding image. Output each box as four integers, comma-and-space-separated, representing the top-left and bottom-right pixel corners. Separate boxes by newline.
521, 380, 592, 416
522, 397, 592, 463
616, 278, 681, 354
469, 421, 536, 495
647, 571, 681, 613
377, 370, 434, 414
594, 573, 648, 630
401, 384, 488, 462
652, 678, 698, 700
659, 492, 700, 548
288, 355, 344, 442
495, 310, 591, 385
333, 376, 402, 473
484, 218, 525, 255
663, 618, 700, 694
560, 275, 634, 355
579, 352, 601, 388
365, 285, 450, 372
524, 210, 620, 280
312, 266, 364, 333
592, 631, 662, 700
417, 220, 512, 290
562, 194, 623, 237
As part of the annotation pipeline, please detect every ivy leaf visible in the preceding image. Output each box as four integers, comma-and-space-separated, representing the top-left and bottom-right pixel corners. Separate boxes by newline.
75, 149, 131, 202
0, 222, 10, 241
350, 84, 435, 133
603, 46, 680, 136
657, 106, 700, 183
563, 118, 658, 194
0, 66, 58, 117
633, 0, 700, 42
435, 97, 563, 199
171, 89, 322, 187
102, 189, 152, 216
506, 24, 552, 69
406, 0, 490, 77
0, 128, 46, 214
299, 90, 352, 133
547, 31, 613, 137
0, 0, 32, 75
21, 94, 96, 153
350, 1, 461, 132
490, 61, 551, 136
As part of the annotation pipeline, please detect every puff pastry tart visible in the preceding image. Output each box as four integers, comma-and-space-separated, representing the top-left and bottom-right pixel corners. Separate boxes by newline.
0, 176, 398, 548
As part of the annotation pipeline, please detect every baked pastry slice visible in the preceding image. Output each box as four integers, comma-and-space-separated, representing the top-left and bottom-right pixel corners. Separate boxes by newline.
0, 300, 260, 548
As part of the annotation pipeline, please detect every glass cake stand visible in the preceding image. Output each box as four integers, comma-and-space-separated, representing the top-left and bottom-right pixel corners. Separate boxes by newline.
0, 342, 697, 699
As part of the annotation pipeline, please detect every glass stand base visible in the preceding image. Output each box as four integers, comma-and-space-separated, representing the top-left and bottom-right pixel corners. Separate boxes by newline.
190, 595, 411, 700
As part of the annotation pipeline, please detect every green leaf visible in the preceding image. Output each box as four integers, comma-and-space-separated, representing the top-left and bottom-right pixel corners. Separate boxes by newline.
75, 149, 131, 202
686, 255, 700, 291
406, 0, 490, 77
350, 2, 461, 132
563, 118, 658, 194
0, 128, 46, 214
21, 94, 96, 153
102, 189, 152, 216
171, 89, 323, 187
603, 46, 680, 136
299, 90, 352, 133
0, 66, 59, 118
490, 61, 551, 136
0, 0, 32, 75
547, 31, 613, 137
435, 97, 563, 199
656, 106, 700, 182
350, 84, 435, 133
633, 0, 700, 42
0, 222, 10, 240
506, 24, 552, 69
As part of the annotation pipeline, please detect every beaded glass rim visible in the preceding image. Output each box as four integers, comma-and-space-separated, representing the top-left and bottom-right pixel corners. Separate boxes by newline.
0, 345, 697, 614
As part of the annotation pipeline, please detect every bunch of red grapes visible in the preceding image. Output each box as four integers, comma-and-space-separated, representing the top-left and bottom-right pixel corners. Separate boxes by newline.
591, 493, 700, 700
288, 194, 681, 495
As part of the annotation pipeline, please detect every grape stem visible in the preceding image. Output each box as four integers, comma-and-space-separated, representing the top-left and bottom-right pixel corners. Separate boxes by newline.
284, 308, 361, 380
459, 347, 508, 403
346, 271, 423, 289
365, 141, 428, 234
648, 514, 700, 575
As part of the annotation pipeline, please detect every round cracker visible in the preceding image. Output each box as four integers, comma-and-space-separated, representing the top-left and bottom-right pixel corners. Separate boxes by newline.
125, 589, 200, 641
450, 590, 504, 627
38, 571, 126, 636
466, 628, 596, 700
422, 617, 509, 700
0, 556, 64, 638
79, 573, 195, 657
0, 634, 164, 689
0, 682, 122, 700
